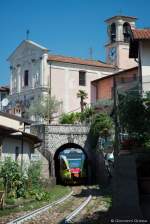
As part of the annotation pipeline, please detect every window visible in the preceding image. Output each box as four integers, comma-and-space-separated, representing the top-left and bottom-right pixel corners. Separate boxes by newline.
110, 23, 116, 43
24, 70, 29, 86
79, 71, 86, 86
15, 147, 19, 161
123, 23, 131, 43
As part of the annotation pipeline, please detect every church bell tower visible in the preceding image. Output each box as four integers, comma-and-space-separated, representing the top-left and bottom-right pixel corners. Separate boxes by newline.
105, 15, 137, 69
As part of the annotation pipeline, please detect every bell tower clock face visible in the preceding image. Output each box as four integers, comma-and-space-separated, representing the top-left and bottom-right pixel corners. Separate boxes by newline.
108, 47, 117, 63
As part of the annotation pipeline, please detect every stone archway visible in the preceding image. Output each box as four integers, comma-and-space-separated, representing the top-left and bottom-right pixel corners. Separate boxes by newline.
54, 143, 88, 184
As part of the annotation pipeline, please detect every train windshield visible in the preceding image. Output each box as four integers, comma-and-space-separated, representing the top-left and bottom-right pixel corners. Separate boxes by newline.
68, 159, 82, 168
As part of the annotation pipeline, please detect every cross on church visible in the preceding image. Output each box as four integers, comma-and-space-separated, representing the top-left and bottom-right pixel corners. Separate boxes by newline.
26, 30, 30, 40
118, 9, 123, 15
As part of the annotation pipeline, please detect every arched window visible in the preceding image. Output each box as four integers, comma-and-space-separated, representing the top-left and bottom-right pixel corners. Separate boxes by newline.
24, 70, 29, 86
123, 22, 131, 43
110, 23, 116, 43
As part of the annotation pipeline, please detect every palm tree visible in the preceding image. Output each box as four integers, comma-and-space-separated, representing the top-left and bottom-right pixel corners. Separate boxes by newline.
77, 90, 88, 112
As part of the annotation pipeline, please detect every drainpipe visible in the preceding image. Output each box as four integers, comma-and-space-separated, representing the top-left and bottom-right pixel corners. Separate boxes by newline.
48, 62, 52, 124
138, 41, 143, 95
21, 123, 26, 173
113, 75, 119, 159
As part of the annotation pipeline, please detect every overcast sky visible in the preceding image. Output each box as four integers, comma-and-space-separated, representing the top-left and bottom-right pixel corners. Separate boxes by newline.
0, 0, 149, 85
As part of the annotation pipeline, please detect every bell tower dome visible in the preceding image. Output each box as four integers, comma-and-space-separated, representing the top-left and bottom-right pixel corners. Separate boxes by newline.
105, 15, 137, 69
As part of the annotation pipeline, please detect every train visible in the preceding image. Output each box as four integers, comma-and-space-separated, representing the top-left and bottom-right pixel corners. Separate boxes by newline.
59, 154, 86, 184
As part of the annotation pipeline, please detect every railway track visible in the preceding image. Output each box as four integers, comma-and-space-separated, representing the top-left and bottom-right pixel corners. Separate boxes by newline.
64, 195, 92, 223
7, 191, 73, 224
6, 186, 92, 224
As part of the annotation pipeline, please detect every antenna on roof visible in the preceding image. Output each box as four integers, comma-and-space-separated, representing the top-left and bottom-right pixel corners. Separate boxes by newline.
89, 47, 93, 60
26, 29, 30, 40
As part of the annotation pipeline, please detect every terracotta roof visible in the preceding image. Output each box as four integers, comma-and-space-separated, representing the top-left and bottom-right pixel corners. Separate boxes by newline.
132, 29, 150, 40
105, 15, 137, 22
92, 66, 138, 84
47, 55, 115, 69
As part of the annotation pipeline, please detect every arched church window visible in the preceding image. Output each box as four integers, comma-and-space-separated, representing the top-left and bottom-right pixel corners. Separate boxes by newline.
123, 22, 131, 43
110, 23, 116, 43
24, 70, 29, 86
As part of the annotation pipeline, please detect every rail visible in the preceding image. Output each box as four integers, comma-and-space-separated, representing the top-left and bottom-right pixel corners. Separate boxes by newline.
7, 191, 73, 224
64, 195, 92, 223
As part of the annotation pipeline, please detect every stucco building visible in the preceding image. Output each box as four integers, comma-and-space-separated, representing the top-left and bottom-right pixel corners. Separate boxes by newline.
7, 15, 138, 121
7, 40, 115, 120
91, 66, 138, 101
0, 112, 40, 164
130, 28, 150, 93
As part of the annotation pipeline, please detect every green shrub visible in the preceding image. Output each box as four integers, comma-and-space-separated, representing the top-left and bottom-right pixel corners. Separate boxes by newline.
59, 107, 94, 124
0, 158, 28, 198
27, 161, 42, 187
0, 158, 20, 195
59, 112, 77, 124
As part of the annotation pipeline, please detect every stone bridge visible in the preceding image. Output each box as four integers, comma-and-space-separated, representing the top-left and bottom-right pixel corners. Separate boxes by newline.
31, 124, 107, 184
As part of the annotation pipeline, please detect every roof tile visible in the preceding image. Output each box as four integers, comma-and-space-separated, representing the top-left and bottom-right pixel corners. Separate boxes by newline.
132, 29, 150, 40
47, 55, 115, 68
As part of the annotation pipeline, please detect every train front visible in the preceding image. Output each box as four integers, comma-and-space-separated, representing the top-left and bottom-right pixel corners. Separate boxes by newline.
68, 159, 83, 183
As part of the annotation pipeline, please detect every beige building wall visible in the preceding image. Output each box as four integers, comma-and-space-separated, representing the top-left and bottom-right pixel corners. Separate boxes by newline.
2, 137, 31, 165
0, 115, 24, 130
50, 63, 113, 113
118, 44, 137, 69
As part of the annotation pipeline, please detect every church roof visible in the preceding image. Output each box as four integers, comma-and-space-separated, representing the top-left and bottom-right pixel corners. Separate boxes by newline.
25, 40, 48, 50
47, 55, 115, 69
132, 29, 150, 40
7, 40, 48, 61
105, 15, 137, 22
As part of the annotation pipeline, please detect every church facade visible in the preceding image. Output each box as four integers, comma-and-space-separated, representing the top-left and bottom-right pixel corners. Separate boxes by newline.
7, 15, 137, 121
8, 40, 115, 119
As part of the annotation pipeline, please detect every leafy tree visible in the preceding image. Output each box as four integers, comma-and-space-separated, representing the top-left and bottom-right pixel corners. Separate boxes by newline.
91, 112, 113, 138
77, 90, 88, 112
25, 95, 61, 123
117, 90, 150, 149
118, 91, 146, 138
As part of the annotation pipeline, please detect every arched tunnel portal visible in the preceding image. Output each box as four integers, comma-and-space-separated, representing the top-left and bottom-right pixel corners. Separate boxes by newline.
54, 143, 89, 184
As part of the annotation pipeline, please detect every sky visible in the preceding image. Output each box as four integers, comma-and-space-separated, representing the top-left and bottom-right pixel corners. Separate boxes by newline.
0, 0, 150, 85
